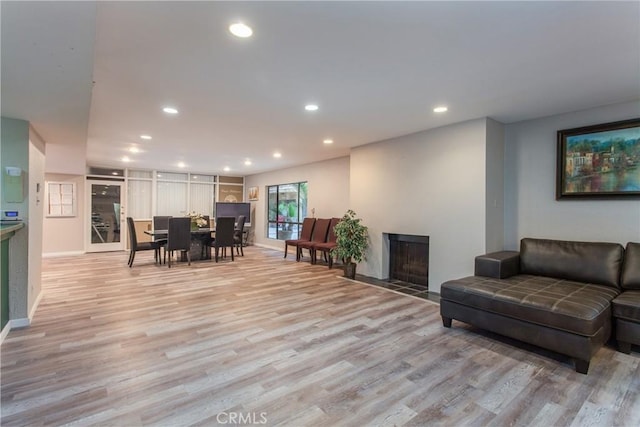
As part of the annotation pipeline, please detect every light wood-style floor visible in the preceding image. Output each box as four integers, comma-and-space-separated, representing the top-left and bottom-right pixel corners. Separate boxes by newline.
2, 247, 639, 426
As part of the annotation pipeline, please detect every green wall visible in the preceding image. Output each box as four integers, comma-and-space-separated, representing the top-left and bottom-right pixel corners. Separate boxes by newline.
1, 117, 30, 329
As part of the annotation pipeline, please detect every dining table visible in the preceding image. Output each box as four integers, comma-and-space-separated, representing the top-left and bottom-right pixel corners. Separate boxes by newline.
144, 227, 247, 262
144, 227, 214, 261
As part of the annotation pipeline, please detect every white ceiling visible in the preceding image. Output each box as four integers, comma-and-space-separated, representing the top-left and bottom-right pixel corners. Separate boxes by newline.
2, 1, 639, 176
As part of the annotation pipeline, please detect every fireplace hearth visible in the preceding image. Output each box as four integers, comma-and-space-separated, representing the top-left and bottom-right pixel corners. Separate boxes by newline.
387, 234, 429, 288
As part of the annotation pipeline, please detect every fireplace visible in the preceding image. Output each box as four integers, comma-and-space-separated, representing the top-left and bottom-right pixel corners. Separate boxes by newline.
387, 234, 429, 287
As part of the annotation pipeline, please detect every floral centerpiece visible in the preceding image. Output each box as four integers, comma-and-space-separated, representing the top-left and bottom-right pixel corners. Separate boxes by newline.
187, 211, 208, 229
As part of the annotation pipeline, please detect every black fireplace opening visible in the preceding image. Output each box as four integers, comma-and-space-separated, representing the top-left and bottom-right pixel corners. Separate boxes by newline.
388, 234, 429, 288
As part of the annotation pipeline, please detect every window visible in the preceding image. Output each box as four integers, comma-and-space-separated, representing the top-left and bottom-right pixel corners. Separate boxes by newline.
267, 182, 308, 240
156, 172, 188, 216
190, 174, 216, 218
101, 167, 240, 220
127, 170, 152, 219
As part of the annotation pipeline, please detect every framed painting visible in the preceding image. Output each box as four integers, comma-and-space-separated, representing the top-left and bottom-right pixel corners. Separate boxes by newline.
248, 186, 259, 201
556, 118, 640, 199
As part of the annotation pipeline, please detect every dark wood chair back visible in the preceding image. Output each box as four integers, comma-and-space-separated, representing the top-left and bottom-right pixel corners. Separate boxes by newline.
153, 216, 171, 230
311, 218, 331, 243
167, 217, 191, 267
327, 217, 341, 243
127, 217, 161, 267
127, 217, 139, 249
299, 217, 316, 241
212, 216, 236, 262
234, 215, 246, 256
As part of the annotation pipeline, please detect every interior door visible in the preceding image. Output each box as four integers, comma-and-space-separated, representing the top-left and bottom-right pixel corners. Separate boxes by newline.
87, 180, 125, 252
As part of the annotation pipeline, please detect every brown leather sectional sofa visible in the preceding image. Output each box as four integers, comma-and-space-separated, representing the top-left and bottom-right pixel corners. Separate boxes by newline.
440, 238, 639, 374
614, 242, 640, 354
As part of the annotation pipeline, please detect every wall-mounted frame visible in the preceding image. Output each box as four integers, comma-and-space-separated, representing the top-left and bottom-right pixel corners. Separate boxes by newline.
248, 186, 259, 201
556, 118, 640, 200
45, 181, 77, 217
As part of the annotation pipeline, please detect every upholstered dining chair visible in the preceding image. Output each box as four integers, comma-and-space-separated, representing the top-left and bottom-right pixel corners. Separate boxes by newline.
152, 216, 170, 262
234, 215, 246, 256
208, 216, 236, 262
166, 217, 191, 268
297, 218, 331, 263
199, 215, 213, 258
310, 217, 341, 268
127, 217, 162, 267
284, 217, 316, 260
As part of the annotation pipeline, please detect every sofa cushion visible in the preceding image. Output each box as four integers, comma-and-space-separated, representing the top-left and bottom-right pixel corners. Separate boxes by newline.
612, 291, 640, 322
621, 242, 640, 290
520, 238, 624, 289
441, 274, 619, 336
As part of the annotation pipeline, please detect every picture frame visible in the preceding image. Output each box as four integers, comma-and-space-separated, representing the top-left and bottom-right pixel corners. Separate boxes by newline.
248, 186, 259, 201
556, 118, 640, 200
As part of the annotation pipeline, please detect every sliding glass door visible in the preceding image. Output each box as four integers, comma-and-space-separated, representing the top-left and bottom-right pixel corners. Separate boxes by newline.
87, 180, 125, 252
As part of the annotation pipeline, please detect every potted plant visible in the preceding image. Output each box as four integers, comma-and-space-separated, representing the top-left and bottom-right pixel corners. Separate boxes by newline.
332, 209, 368, 279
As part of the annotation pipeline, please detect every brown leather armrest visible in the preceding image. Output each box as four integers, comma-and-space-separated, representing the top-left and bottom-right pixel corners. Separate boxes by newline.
474, 251, 520, 279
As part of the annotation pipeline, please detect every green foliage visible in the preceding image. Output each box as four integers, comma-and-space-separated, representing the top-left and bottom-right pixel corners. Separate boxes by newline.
288, 202, 297, 219
331, 209, 368, 264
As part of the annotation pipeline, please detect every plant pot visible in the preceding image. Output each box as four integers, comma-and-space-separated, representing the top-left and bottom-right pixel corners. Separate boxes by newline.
344, 262, 357, 279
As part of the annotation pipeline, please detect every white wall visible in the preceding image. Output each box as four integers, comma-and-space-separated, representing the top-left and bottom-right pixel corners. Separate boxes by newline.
45, 143, 87, 175
245, 156, 350, 250
485, 118, 505, 252
350, 118, 495, 293
42, 173, 85, 256
28, 130, 46, 319
504, 100, 640, 249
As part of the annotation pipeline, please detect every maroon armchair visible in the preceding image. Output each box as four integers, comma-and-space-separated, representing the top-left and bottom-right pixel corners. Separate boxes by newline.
309, 217, 341, 268
297, 218, 331, 263
284, 217, 316, 261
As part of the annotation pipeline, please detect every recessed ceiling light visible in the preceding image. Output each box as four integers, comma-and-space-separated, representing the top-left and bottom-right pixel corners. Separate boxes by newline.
121, 156, 130, 163
177, 162, 186, 168
157, 174, 162, 178
192, 175, 198, 179
433, 106, 448, 113
229, 22, 253, 38
305, 104, 319, 111
273, 152, 282, 158
140, 135, 152, 140
163, 107, 178, 114
323, 139, 334, 144
244, 160, 252, 166
223, 166, 231, 172
112, 172, 118, 175
129, 147, 140, 153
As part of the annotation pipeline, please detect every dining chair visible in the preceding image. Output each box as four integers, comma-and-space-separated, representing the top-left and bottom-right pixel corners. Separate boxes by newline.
126, 217, 162, 267
166, 217, 191, 268
297, 218, 331, 263
153, 216, 170, 262
198, 215, 213, 259
284, 217, 316, 260
208, 216, 235, 262
234, 215, 246, 256
310, 217, 341, 267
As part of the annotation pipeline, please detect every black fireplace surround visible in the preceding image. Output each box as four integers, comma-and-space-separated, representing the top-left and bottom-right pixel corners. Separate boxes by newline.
388, 234, 429, 287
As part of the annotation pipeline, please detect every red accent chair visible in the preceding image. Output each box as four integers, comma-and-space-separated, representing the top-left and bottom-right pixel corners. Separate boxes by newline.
284, 217, 316, 260
297, 218, 331, 263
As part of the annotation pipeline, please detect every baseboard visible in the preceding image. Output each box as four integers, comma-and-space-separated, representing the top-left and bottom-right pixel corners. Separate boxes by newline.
43, 250, 85, 258
0, 323, 10, 344
0, 317, 31, 344
255, 242, 283, 252
10, 318, 30, 328
29, 290, 43, 321
0, 299, 40, 345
